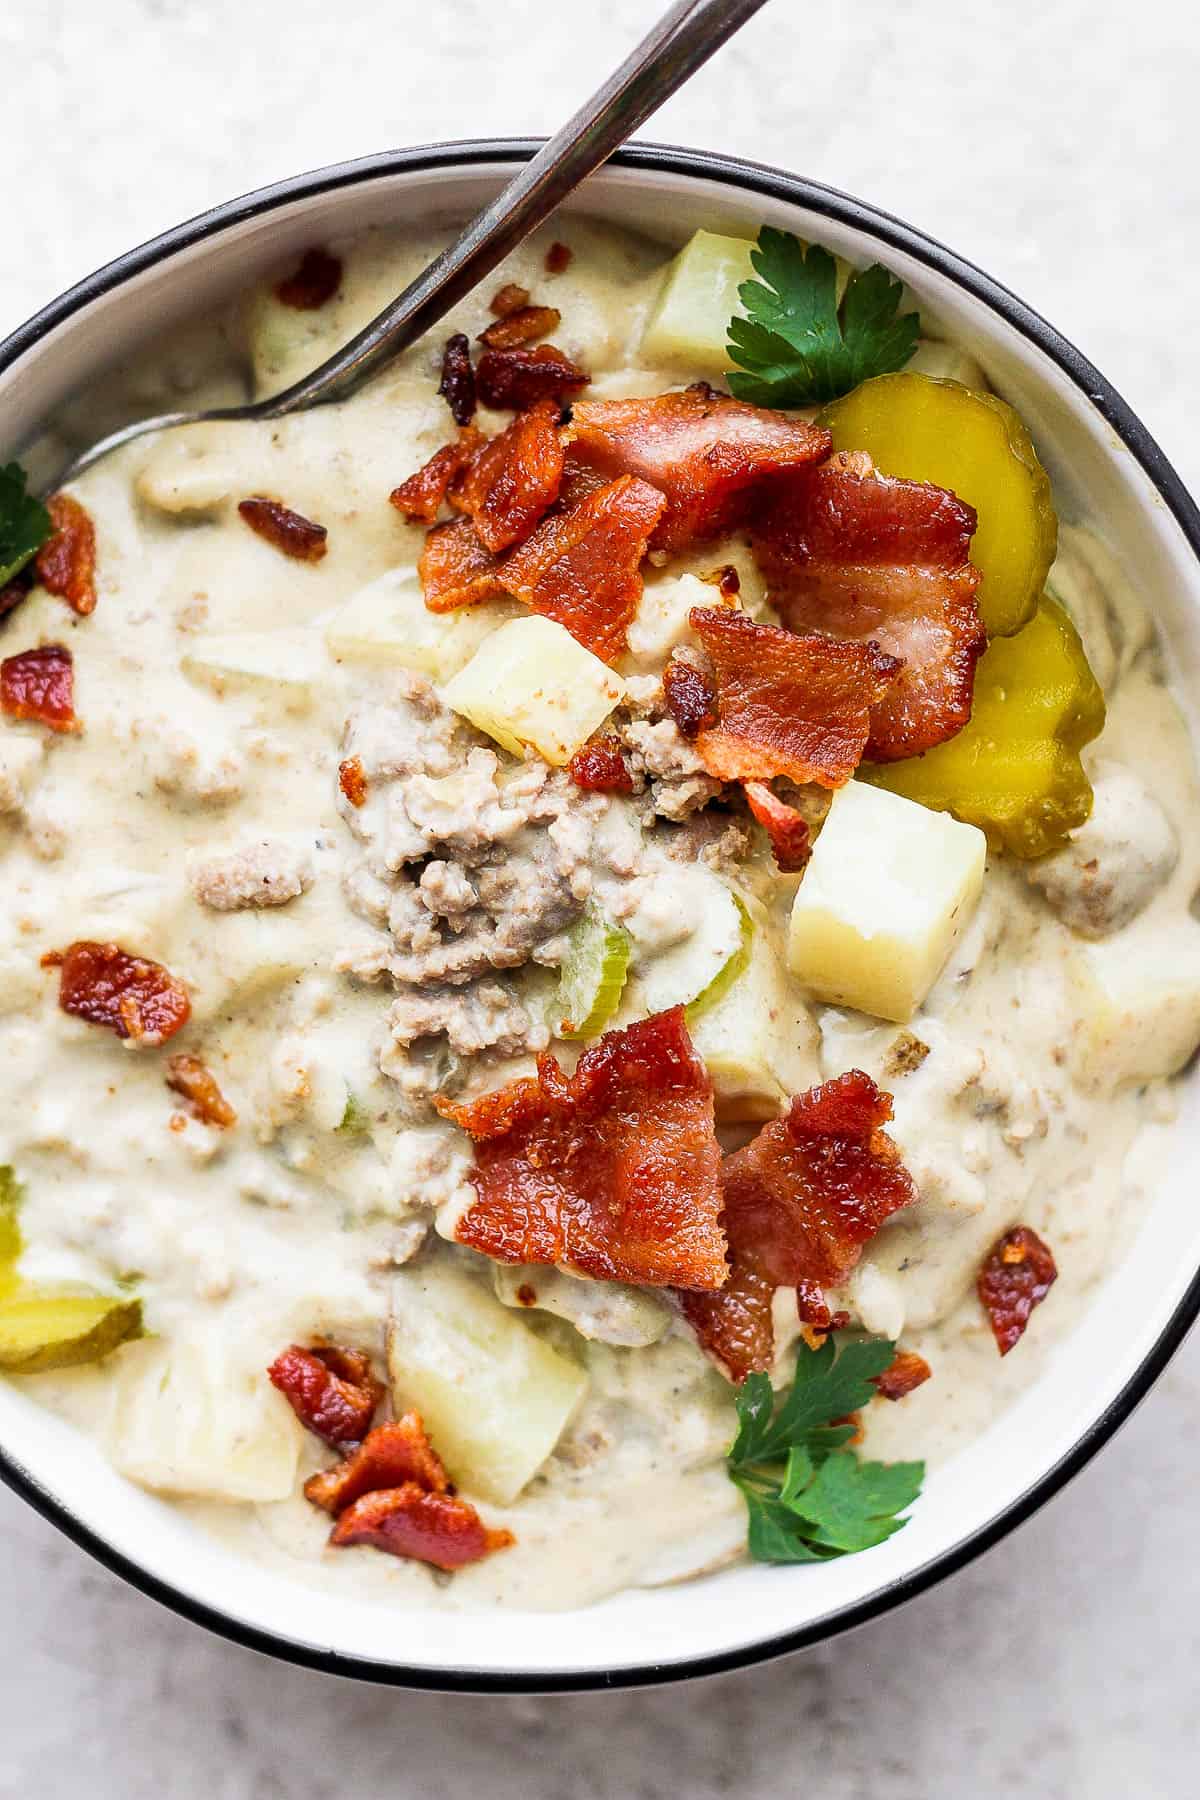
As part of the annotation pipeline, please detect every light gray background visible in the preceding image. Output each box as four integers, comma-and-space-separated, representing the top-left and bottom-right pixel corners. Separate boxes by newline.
1, 1, 1196, 1794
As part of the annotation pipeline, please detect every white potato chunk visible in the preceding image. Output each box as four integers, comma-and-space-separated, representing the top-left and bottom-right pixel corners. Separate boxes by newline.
1071, 933, 1200, 1089
0, 734, 44, 813
108, 1335, 302, 1503
388, 1263, 587, 1504
491, 1265, 671, 1348
441, 616, 626, 766
624, 572, 712, 667
181, 630, 325, 710
1021, 763, 1178, 939
324, 567, 517, 682
135, 426, 244, 514
788, 781, 987, 1023
640, 230, 757, 369
906, 339, 990, 389
690, 918, 821, 1120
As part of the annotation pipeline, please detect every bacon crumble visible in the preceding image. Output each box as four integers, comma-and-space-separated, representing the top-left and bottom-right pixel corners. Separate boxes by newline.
274, 247, 343, 310
449, 399, 565, 553
419, 516, 507, 613
267, 1343, 384, 1446
490, 282, 531, 317
743, 780, 812, 872
978, 1226, 1058, 1355
238, 497, 328, 562
544, 241, 573, 274
873, 1349, 932, 1400
338, 755, 369, 807
48, 940, 191, 1046
661, 654, 718, 740
479, 304, 563, 351
476, 344, 589, 412
389, 428, 483, 524
568, 736, 635, 793
304, 1414, 449, 1514
437, 1007, 727, 1290
1, 643, 78, 732
165, 1054, 236, 1128
330, 1485, 515, 1571
438, 332, 477, 427
0, 570, 32, 620
36, 494, 97, 616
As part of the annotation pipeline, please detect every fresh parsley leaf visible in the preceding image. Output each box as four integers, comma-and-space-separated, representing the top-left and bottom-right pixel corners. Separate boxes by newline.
0, 463, 51, 590
726, 1334, 925, 1565
726, 229, 920, 409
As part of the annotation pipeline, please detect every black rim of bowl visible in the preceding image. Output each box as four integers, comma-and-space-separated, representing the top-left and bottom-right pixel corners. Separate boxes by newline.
2, 138, 1199, 1694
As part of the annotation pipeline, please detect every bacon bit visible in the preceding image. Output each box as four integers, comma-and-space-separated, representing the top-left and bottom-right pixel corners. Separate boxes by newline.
743, 780, 812, 872
338, 755, 369, 807
165, 1053, 236, 1128
516, 1283, 538, 1306
437, 1007, 726, 1289
978, 1225, 1058, 1355
449, 399, 565, 553
544, 241, 573, 275
267, 1343, 384, 1446
389, 428, 483, 524
496, 474, 665, 661
238, 497, 327, 562
568, 736, 634, 793
50, 940, 191, 1046
476, 344, 590, 412
439, 332, 477, 427
873, 1349, 932, 1400
565, 384, 831, 554
833, 1411, 865, 1447
304, 1414, 449, 1514
479, 304, 563, 351
754, 450, 985, 761
490, 282, 531, 318
689, 607, 900, 788
274, 247, 343, 310
679, 1071, 917, 1381
0, 570, 31, 620
704, 563, 741, 600
662, 655, 717, 740
419, 516, 506, 613
36, 494, 97, 616
1, 644, 77, 733
330, 1484, 514, 1570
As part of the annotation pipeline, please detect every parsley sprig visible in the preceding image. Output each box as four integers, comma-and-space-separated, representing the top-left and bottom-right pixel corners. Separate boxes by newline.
727, 1336, 925, 1563
727, 229, 920, 409
0, 462, 51, 590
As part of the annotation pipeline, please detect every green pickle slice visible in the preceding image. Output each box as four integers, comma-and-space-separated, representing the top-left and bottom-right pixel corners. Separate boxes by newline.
820, 372, 1058, 637
866, 594, 1105, 858
0, 1290, 143, 1373
0, 1168, 22, 1301
685, 893, 755, 1023
555, 903, 633, 1039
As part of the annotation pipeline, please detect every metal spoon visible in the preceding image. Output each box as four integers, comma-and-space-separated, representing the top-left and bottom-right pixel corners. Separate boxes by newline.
52, 0, 770, 488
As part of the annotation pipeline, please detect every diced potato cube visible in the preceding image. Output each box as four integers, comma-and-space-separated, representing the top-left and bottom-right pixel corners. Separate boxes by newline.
690, 920, 821, 1120
1070, 934, 1200, 1089
387, 1262, 587, 1504
0, 734, 43, 814
324, 568, 517, 682
109, 1335, 302, 1503
135, 426, 243, 515
441, 616, 626, 766
641, 230, 757, 369
788, 781, 986, 1023
624, 572, 712, 667
182, 631, 325, 710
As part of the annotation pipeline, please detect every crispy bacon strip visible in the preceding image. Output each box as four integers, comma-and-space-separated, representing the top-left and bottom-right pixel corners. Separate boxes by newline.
268, 1343, 384, 1446
978, 1226, 1057, 1355
36, 494, 97, 616
338, 755, 369, 807
565, 384, 830, 554
238, 497, 327, 562
679, 1071, 917, 1381
330, 1484, 514, 1570
490, 282, 531, 317
304, 1414, 448, 1514
48, 940, 191, 1046
389, 428, 483, 524
274, 247, 342, 310
165, 1054, 236, 1128
439, 333, 477, 426
437, 1007, 726, 1289
479, 304, 562, 350
449, 399, 565, 553
661, 655, 717, 740
753, 450, 985, 761
873, 1349, 932, 1400
1, 644, 77, 732
689, 607, 900, 787
476, 344, 589, 411
743, 780, 812, 872
568, 736, 634, 793
419, 517, 507, 612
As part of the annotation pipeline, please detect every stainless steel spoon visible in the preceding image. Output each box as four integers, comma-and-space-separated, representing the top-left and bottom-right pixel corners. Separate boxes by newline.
52, 0, 770, 488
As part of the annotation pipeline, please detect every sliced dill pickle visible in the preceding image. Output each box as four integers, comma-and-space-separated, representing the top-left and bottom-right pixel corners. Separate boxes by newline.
820, 372, 1057, 637
685, 893, 755, 1023
0, 1168, 23, 1300
556, 903, 632, 1039
866, 595, 1105, 858
0, 1290, 143, 1373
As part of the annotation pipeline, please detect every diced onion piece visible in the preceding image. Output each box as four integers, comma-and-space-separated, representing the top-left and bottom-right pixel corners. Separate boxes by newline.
440, 615, 626, 766
555, 903, 632, 1039
0, 1290, 142, 1373
387, 1263, 587, 1505
788, 780, 986, 1024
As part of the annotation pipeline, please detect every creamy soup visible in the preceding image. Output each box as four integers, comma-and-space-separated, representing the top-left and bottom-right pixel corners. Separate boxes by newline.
2, 214, 1199, 1611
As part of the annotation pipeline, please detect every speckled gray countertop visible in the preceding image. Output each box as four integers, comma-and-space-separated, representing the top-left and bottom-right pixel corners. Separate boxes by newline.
2, 1, 1198, 1793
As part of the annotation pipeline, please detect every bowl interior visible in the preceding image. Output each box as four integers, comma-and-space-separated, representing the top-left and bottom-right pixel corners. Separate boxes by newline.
2, 149, 1199, 1688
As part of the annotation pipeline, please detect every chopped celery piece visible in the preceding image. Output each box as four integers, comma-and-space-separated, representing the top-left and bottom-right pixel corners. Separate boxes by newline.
685, 892, 754, 1022
0, 1290, 142, 1373
337, 1091, 371, 1136
821, 372, 1057, 637
555, 903, 632, 1039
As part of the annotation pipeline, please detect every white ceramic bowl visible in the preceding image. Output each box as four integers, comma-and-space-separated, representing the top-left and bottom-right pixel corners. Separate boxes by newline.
2, 141, 1199, 1692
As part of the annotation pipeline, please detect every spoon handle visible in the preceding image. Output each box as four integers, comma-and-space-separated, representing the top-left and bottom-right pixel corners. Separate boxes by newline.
260, 0, 771, 416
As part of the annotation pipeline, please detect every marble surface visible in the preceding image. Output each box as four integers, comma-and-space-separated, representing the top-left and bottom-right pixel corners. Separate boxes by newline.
2, 0, 1198, 1792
